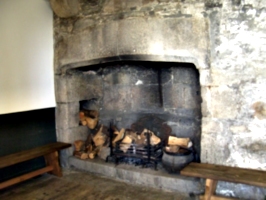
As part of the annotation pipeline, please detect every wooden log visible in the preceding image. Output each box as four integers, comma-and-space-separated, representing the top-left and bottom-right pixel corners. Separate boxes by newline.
79, 110, 99, 129
86, 144, 93, 152
74, 151, 88, 159
112, 128, 125, 145
121, 135, 132, 144
88, 147, 100, 159
73, 151, 82, 158
140, 129, 161, 146
165, 145, 180, 153
92, 125, 106, 147
120, 144, 131, 153
74, 140, 85, 152
149, 132, 161, 146
168, 136, 192, 148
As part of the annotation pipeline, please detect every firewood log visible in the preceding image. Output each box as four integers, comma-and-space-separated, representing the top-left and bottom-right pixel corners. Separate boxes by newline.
73, 151, 88, 160
92, 125, 106, 147
86, 118, 98, 130
168, 136, 192, 148
74, 140, 85, 152
120, 144, 131, 153
150, 132, 161, 145
112, 128, 125, 145
140, 129, 161, 146
86, 144, 93, 152
80, 153, 89, 160
121, 135, 132, 144
165, 145, 180, 153
135, 135, 145, 145
88, 146, 100, 159
126, 130, 138, 141
79, 110, 99, 129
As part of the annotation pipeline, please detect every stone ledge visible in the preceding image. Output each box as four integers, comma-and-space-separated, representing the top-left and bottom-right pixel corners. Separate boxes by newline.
69, 156, 203, 195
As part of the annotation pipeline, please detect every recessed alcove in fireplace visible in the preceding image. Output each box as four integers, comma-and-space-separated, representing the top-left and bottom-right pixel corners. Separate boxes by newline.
63, 60, 201, 160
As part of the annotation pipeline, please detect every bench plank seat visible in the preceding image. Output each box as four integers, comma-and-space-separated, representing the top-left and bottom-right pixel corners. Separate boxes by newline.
0, 142, 71, 169
181, 162, 266, 188
181, 162, 266, 200
0, 142, 71, 190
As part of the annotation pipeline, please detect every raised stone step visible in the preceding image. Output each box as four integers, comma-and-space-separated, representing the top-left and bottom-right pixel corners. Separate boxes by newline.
68, 156, 203, 195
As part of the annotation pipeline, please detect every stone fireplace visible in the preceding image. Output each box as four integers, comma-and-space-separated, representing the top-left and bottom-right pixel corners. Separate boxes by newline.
52, 0, 266, 199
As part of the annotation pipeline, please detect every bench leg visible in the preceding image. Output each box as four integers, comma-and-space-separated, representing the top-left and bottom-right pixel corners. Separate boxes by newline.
44, 151, 62, 177
200, 179, 218, 200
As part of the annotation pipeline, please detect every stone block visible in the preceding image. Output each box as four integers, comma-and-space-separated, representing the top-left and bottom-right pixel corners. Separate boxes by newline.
202, 117, 224, 133
73, 18, 95, 33
172, 67, 198, 85
161, 67, 172, 85
57, 21, 119, 70
207, 85, 239, 119
162, 83, 182, 109
131, 85, 161, 111
89, 21, 119, 58
210, 68, 256, 86
160, 17, 208, 57
130, 65, 158, 85
103, 85, 132, 111
216, 181, 266, 200
55, 75, 68, 102
229, 125, 247, 134
183, 85, 199, 109
117, 18, 151, 55
50, 0, 79, 18
200, 86, 211, 117
103, 66, 132, 85
240, 82, 266, 119
55, 73, 103, 103
56, 126, 88, 144
163, 83, 199, 109
56, 126, 89, 167
56, 102, 80, 129
55, 16, 209, 71
69, 157, 203, 194
166, 117, 199, 137
199, 69, 212, 86
227, 133, 266, 169
102, 0, 121, 14
79, 0, 101, 15
201, 129, 231, 165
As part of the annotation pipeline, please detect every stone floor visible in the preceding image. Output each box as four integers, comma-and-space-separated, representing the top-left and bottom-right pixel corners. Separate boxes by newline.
0, 168, 198, 200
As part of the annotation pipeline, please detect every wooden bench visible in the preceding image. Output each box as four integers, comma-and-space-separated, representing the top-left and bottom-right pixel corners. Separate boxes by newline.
180, 162, 266, 200
0, 142, 71, 190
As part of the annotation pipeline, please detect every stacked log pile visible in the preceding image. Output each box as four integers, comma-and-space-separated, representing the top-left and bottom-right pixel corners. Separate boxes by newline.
73, 109, 162, 160
73, 108, 192, 161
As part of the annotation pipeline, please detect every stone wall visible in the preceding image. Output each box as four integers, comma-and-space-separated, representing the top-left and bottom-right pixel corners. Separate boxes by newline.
53, 0, 266, 199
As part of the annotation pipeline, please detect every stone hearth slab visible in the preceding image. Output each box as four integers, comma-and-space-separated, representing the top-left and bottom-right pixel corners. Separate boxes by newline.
69, 156, 203, 195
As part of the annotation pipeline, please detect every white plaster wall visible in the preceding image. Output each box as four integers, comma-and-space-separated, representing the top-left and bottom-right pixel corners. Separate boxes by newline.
0, 0, 55, 114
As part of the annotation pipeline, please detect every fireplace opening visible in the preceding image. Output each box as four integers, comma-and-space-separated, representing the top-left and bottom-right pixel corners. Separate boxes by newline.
70, 60, 201, 171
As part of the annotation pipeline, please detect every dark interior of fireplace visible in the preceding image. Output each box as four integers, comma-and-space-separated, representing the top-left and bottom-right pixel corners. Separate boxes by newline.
69, 60, 202, 170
